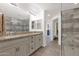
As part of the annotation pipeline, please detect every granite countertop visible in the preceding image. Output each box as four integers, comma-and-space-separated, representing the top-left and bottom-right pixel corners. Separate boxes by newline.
0, 32, 42, 41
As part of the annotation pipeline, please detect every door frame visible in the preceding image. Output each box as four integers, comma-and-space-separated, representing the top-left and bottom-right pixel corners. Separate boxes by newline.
51, 14, 61, 45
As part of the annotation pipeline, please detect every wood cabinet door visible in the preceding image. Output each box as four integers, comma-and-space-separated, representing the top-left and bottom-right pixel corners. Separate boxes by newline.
36, 35, 42, 48
0, 47, 15, 56
15, 42, 27, 56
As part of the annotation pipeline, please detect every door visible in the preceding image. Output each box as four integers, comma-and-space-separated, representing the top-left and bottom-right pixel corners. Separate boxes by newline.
53, 19, 58, 39
0, 14, 3, 36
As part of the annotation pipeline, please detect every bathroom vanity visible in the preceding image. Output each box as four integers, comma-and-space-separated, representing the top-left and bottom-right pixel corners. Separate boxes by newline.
0, 32, 43, 56
0, 13, 43, 56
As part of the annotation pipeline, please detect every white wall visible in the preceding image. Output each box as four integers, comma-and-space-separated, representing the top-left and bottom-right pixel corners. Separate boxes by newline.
44, 11, 52, 45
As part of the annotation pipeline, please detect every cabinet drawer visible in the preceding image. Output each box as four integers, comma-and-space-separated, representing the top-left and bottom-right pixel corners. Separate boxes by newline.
0, 38, 25, 49
28, 37, 35, 54
34, 35, 42, 50
30, 36, 35, 44
37, 35, 43, 46
35, 35, 40, 49
29, 43, 35, 54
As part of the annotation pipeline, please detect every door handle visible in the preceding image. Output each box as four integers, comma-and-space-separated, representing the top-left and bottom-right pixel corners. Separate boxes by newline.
31, 47, 33, 49
31, 41, 33, 43
39, 39, 41, 41
72, 47, 74, 50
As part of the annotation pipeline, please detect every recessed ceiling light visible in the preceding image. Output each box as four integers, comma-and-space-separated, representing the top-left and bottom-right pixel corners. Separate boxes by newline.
10, 3, 17, 6
48, 14, 50, 16
74, 3, 78, 4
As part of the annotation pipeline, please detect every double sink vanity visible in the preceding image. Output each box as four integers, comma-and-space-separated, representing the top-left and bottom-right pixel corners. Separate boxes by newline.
0, 13, 43, 56
0, 32, 43, 56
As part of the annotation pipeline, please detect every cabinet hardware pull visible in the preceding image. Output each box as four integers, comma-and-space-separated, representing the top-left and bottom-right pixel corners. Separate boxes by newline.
72, 40, 74, 42
72, 47, 74, 50
31, 41, 33, 43
31, 47, 33, 49
16, 47, 19, 52
32, 37, 33, 39
39, 39, 41, 41
70, 44, 74, 47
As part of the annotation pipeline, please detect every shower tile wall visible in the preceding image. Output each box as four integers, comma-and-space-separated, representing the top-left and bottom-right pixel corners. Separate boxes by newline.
5, 17, 29, 34
62, 8, 79, 56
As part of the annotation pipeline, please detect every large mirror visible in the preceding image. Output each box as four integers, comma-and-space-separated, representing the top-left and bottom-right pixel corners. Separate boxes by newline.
31, 19, 42, 30
5, 16, 29, 34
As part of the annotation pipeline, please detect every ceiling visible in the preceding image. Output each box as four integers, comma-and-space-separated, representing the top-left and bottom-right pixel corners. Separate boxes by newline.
16, 3, 79, 19
62, 3, 79, 11
12, 3, 79, 19
15, 3, 61, 17
1, 3, 79, 20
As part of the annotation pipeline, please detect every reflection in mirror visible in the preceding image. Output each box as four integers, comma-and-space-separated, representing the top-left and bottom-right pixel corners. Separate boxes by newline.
5, 16, 29, 35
